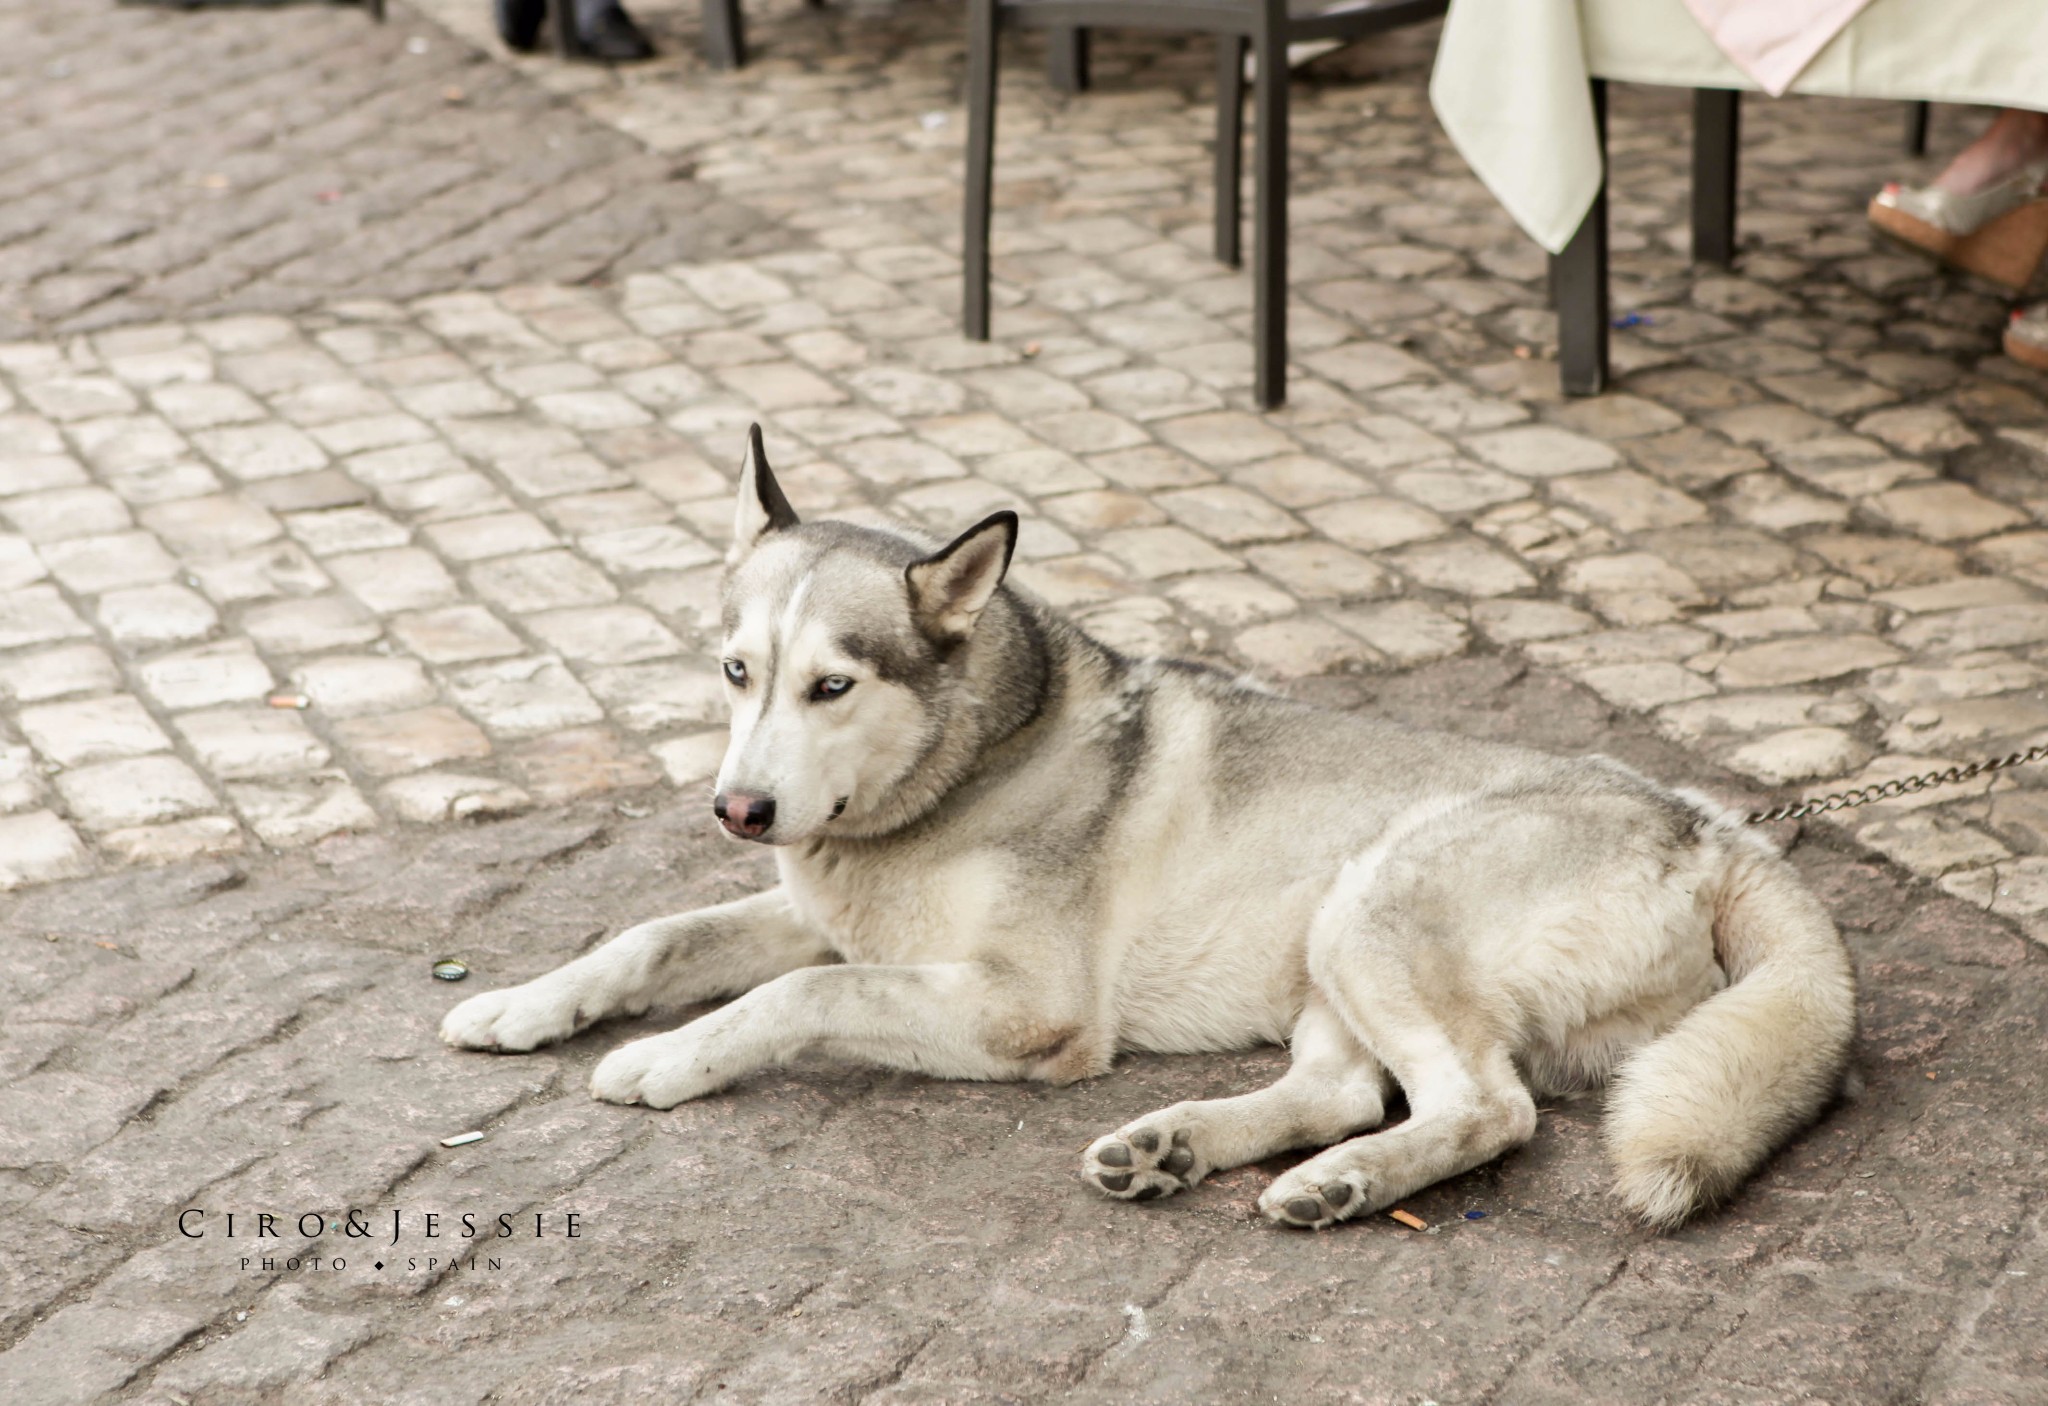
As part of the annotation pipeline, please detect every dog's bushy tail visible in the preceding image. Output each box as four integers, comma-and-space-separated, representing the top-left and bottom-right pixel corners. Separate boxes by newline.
1603, 837, 1856, 1229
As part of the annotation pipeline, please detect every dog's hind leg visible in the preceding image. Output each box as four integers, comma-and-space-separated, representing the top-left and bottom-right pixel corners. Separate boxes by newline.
1082, 998, 1388, 1202
1260, 1034, 1535, 1229
1258, 874, 1537, 1229
441, 888, 831, 1053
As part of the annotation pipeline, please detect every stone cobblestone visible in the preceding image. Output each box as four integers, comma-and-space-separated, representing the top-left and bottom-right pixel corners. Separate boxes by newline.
0, 0, 780, 340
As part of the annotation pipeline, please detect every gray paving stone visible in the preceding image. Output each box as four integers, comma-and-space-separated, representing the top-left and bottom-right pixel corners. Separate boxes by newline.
39, 530, 180, 594
470, 550, 621, 613
525, 606, 684, 666
94, 584, 220, 652
1, 486, 133, 542
0, 810, 93, 889
193, 422, 328, 481
331, 706, 494, 778
19, 695, 170, 768
389, 605, 526, 664
226, 775, 378, 847
441, 656, 605, 737
325, 547, 463, 614
135, 640, 276, 713
54, 755, 217, 831
241, 595, 382, 655
139, 494, 283, 558
1466, 424, 1622, 477
176, 708, 332, 782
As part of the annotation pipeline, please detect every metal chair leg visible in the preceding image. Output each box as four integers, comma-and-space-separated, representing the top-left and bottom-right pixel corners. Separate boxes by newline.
703, 0, 746, 68
1692, 88, 1739, 268
1905, 101, 1931, 157
964, 0, 999, 341
1251, 1, 1288, 409
1048, 28, 1089, 92
1555, 78, 1609, 397
1215, 36, 1247, 269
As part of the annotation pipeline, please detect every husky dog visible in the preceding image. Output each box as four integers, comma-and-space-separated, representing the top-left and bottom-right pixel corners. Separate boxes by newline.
443, 425, 1856, 1230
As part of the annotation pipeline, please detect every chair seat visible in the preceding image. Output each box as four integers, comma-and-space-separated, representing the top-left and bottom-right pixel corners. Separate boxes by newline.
1004, 0, 1444, 41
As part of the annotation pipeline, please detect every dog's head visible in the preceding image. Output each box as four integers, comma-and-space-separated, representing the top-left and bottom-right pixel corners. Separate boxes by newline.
709, 425, 1019, 845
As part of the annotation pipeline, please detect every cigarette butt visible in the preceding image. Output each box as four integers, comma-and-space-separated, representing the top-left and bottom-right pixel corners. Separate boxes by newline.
439, 1131, 485, 1148
1022, 342, 1041, 358
1389, 1208, 1428, 1231
267, 693, 310, 709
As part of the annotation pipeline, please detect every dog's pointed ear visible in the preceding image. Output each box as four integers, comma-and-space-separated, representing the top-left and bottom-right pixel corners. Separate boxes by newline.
730, 423, 798, 562
905, 511, 1019, 642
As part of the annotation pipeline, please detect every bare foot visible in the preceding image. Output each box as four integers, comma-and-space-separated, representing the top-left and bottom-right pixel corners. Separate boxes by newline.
1934, 109, 2048, 197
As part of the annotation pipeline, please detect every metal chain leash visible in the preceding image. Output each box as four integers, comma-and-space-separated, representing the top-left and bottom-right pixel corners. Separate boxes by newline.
1746, 742, 2048, 825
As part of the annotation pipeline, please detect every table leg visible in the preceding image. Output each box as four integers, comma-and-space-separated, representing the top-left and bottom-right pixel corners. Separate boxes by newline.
1251, 0, 1288, 409
1554, 78, 1608, 397
1215, 36, 1247, 269
703, 0, 746, 68
1048, 28, 1090, 92
1905, 101, 1930, 157
1692, 88, 1740, 268
964, 0, 999, 340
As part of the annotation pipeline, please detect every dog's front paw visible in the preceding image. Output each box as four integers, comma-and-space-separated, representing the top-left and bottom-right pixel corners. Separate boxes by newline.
1084, 1119, 1206, 1203
1257, 1168, 1368, 1230
440, 981, 581, 1053
590, 1032, 718, 1109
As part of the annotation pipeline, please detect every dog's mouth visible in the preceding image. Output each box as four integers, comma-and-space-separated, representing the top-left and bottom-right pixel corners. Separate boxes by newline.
829, 797, 848, 820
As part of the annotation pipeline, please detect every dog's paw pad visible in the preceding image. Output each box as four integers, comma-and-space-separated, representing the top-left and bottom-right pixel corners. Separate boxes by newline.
1259, 1175, 1364, 1230
1083, 1122, 1206, 1203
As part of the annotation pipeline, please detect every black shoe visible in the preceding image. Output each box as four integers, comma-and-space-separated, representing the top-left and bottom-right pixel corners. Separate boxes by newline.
495, 0, 545, 51
576, 2, 655, 61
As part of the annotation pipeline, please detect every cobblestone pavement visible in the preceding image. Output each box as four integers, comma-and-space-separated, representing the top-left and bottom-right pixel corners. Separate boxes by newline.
0, 0, 780, 340
0, 0, 2045, 1400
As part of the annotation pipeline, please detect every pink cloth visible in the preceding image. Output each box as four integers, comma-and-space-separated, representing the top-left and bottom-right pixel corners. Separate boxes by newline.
1680, 0, 1876, 95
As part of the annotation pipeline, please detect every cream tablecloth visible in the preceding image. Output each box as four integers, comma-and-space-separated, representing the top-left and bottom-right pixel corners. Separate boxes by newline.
1431, 0, 2048, 254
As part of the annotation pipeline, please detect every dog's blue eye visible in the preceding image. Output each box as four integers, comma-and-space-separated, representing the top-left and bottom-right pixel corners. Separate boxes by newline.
812, 675, 853, 701
722, 659, 747, 687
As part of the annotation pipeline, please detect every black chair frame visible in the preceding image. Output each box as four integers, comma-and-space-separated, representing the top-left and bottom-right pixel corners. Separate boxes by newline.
965, 0, 1447, 409
1554, 93, 1941, 397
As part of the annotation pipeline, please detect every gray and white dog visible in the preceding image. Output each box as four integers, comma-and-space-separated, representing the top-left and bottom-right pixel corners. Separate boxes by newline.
443, 425, 1857, 1230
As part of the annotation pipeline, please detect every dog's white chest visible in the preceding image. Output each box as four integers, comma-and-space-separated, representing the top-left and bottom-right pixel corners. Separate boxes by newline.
780, 846, 1003, 966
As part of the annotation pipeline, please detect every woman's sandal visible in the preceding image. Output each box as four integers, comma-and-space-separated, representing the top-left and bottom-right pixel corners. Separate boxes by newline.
1869, 160, 2048, 291
2005, 305, 2048, 371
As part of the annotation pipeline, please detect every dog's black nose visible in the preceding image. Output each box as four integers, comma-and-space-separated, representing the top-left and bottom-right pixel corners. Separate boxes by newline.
714, 791, 775, 839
